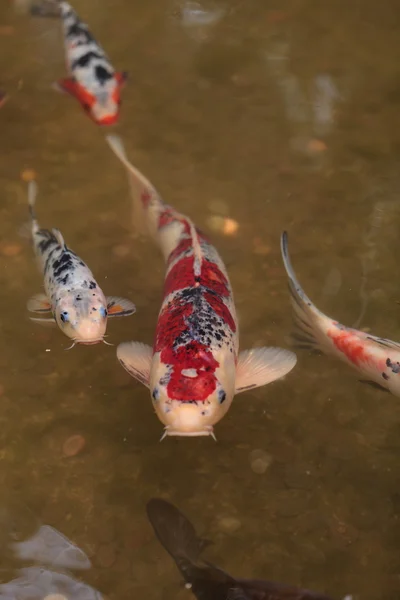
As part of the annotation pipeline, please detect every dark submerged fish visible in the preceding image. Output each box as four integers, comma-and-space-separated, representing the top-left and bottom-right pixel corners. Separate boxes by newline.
146, 498, 336, 600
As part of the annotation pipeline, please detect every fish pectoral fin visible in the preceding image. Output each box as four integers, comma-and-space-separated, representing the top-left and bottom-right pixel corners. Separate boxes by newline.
30, 316, 57, 327
53, 78, 78, 97
51, 228, 66, 248
107, 297, 136, 318
116, 342, 152, 387
235, 347, 297, 393
27, 293, 52, 313
116, 71, 128, 87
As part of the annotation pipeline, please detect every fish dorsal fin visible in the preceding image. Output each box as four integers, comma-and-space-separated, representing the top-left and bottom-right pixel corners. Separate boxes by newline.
187, 219, 203, 275
116, 341, 152, 388
235, 347, 297, 393
52, 228, 66, 248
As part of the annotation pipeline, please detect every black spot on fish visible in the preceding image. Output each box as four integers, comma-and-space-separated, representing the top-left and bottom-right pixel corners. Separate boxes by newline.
95, 65, 113, 84
59, 274, 69, 286
89, 281, 97, 289
53, 253, 74, 278
382, 372, 389, 380
71, 51, 104, 70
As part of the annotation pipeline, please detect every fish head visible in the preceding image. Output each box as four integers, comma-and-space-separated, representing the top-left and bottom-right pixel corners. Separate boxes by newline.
150, 345, 236, 438
55, 289, 108, 344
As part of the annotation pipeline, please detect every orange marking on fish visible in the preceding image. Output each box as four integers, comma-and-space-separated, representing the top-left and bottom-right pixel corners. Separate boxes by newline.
328, 327, 370, 367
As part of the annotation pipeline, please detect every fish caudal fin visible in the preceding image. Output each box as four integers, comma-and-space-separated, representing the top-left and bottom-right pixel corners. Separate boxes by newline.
281, 231, 331, 354
146, 499, 213, 574
106, 134, 162, 238
235, 347, 297, 393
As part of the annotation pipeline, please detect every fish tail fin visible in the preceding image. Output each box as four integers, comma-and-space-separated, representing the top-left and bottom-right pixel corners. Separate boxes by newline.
280, 231, 329, 353
146, 498, 213, 578
106, 134, 164, 239
27, 180, 39, 234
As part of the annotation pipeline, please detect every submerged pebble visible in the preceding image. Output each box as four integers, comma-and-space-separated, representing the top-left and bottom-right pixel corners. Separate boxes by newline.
62, 435, 86, 457
21, 168, 36, 182
207, 215, 239, 236
249, 449, 272, 474
217, 516, 241, 533
43, 594, 68, 600
0, 243, 23, 257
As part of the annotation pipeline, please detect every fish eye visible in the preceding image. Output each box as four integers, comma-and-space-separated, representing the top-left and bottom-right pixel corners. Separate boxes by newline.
152, 388, 160, 402
60, 311, 69, 323
218, 390, 226, 404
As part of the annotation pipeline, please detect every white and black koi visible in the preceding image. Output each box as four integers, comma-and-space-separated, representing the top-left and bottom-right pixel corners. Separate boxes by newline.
27, 181, 136, 346
281, 230, 400, 395
31, 0, 127, 125
106, 135, 297, 439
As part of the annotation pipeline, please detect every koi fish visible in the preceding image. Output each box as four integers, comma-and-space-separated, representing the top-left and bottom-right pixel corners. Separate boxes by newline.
281, 230, 400, 394
32, 0, 127, 125
106, 135, 297, 439
27, 180, 136, 346
147, 498, 337, 600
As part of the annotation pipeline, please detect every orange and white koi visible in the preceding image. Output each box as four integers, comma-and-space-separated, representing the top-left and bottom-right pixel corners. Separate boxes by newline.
106, 135, 297, 440
32, 0, 127, 125
281, 230, 400, 394
27, 181, 136, 346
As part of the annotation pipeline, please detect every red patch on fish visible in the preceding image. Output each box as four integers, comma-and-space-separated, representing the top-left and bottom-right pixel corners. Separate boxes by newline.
168, 237, 193, 264
155, 299, 219, 401
141, 190, 152, 207
328, 327, 370, 366
164, 255, 230, 298
166, 343, 219, 401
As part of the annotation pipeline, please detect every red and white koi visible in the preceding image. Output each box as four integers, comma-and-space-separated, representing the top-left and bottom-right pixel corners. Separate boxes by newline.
106, 135, 297, 440
27, 181, 136, 346
281, 230, 400, 395
32, 0, 127, 125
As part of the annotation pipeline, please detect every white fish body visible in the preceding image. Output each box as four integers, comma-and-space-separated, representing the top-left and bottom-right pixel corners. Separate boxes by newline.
27, 181, 136, 345
281, 230, 400, 395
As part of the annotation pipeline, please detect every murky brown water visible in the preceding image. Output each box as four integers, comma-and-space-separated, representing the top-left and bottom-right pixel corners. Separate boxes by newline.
1, 0, 400, 598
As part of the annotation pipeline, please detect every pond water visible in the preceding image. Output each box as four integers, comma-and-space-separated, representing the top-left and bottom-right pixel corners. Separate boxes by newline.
0, 0, 400, 598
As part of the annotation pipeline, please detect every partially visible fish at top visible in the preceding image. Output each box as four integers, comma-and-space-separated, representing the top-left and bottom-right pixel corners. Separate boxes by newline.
106, 135, 297, 440
281, 230, 400, 395
27, 180, 136, 347
30, 0, 128, 125
147, 498, 342, 600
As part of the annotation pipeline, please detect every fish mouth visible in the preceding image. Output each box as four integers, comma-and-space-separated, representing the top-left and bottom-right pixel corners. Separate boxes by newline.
160, 426, 216, 441
65, 337, 113, 350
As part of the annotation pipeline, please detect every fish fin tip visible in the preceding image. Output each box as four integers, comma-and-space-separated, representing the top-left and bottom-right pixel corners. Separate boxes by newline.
29, 316, 57, 327
116, 341, 152, 387
106, 296, 136, 317
116, 71, 128, 86
235, 347, 297, 393
359, 379, 389, 393
54, 77, 77, 96
52, 228, 65, 247
27, 293, 52, 313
